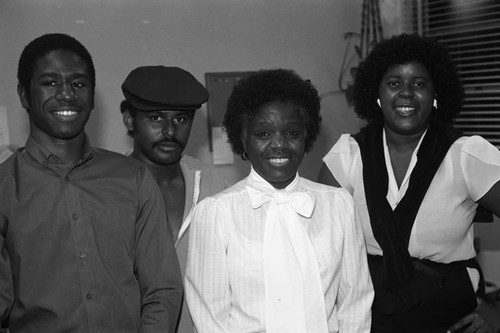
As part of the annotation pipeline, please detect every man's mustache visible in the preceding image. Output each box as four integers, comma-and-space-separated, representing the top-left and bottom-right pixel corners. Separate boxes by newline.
152, 137, 183, 148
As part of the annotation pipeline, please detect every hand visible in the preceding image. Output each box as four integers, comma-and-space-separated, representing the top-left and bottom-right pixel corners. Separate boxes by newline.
447, 297, 500, 333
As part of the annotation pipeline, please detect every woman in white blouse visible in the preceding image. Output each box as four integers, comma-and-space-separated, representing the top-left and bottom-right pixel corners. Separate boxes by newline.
185, 69, 373, 333
318, 34, 500, 333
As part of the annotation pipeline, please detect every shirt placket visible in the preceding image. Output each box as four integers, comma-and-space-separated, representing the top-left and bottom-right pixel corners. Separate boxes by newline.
62, 163, 102, 332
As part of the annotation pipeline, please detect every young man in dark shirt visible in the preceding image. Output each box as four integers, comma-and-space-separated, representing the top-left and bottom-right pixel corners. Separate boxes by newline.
0, 33, 182, 333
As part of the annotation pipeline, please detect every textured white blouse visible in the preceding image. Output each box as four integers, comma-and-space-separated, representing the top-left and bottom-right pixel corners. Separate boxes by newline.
323, 132, 500, 264
185, 169, 373, 333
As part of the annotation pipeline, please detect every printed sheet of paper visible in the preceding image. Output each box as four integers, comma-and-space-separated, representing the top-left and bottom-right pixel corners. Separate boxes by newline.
212, 126, 234, 165
0, 106, 10, 146
0, 106, 12, 163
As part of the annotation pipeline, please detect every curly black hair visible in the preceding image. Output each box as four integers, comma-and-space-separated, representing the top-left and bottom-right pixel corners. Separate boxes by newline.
352, 33, 463, 123
17, 33, 96, 99
120, 99, 137, 137
223, 69, 322, 157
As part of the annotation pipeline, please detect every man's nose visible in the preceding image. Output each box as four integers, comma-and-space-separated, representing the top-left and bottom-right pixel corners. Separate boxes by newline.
56, 82, 77, 101
161, 121, 175, 137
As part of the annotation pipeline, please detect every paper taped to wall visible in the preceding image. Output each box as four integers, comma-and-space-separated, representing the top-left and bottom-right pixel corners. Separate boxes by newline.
212, 126, 234, 165
0, 106, 10, 146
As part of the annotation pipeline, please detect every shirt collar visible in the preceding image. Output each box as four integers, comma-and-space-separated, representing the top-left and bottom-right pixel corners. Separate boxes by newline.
382, 127, 428, 205
247, 166, 300, 194
25, 134, 94, 166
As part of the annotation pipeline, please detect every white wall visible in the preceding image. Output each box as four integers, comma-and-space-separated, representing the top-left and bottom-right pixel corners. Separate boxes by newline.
0, 0, 365, 184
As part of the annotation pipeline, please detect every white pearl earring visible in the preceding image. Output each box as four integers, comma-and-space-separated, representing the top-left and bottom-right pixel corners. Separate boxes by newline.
433, 99, 438, 109
377, 99, 381, 108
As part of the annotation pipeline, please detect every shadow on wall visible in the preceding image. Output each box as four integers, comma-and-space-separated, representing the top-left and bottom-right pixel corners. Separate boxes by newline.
476, 218, 500, 252
86, 90, 107, 148
475, 217, 500, 287
86, 90, 132, 153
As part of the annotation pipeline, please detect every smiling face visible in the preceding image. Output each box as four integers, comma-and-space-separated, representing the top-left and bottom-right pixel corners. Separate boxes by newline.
242, 101, 306, 189
18, 49, 94, 142
378, 61, 435, 137
124, 109, 194, 166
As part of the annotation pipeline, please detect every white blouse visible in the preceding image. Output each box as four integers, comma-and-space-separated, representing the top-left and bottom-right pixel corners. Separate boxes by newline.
323, 132, 500, 264
185, 170, 373, 333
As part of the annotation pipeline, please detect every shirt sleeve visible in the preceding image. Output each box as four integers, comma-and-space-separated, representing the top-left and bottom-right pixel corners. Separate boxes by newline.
135, 167, 183, 333
0, 177, 14, 324
323, 134, 358, 194
185, 197, 231, 333
460, 136, 500, 201
0, 232, 14, 324
334, 190, 373, 333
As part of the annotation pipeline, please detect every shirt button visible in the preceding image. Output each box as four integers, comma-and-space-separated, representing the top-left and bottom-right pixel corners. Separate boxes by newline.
80, 252, 87, 259
65, 176, 70, 182
72, 213, 79, 219
86, 293, 92, 300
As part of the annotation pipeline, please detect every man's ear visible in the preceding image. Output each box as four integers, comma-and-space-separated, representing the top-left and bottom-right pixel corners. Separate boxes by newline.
122, 109, 135, 132
17, 84, 30, 111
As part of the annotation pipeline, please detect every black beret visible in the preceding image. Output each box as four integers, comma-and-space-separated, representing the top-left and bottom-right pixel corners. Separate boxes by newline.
121, 66, 209, 111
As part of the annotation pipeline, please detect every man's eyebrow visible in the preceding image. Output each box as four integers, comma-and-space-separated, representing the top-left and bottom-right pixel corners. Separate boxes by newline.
35, 72, 91, 83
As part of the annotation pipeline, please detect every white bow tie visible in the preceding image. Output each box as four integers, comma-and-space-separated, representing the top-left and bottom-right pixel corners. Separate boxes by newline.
246, 185, 315, 218
245, 173, 328, 332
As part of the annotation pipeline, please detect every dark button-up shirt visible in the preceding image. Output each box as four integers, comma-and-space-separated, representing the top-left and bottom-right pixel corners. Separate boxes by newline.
0, 136, 182, 332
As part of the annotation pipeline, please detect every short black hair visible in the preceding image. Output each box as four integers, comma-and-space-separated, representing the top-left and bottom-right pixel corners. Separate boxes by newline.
120, 99, 134, 115
17, 33, 96, 98
352, 33, 463, 123
223, 69, 322, 157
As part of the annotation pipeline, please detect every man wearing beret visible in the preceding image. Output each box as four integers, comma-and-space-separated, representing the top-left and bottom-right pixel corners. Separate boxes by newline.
120, 66, 229, 333
1, 34, 182, 332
